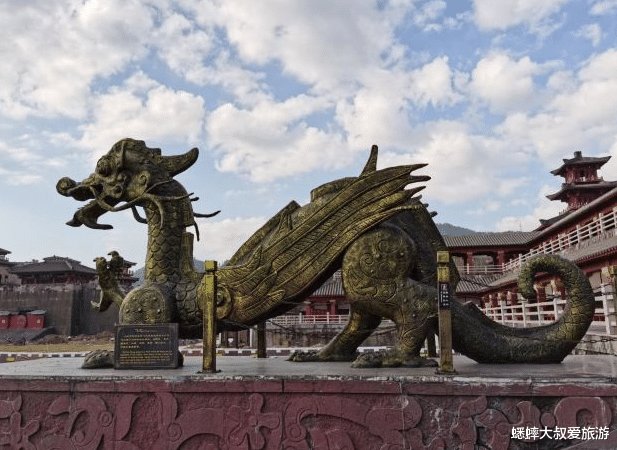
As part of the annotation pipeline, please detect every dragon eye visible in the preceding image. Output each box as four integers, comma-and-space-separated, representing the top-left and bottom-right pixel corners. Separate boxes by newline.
96, 158, 112, 177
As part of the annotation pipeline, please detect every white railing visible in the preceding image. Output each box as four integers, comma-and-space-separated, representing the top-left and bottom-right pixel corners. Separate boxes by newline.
270, 314, 349, 326
456, 264, 505, 275
502, 207, 617, 272
481, 287, 617, 336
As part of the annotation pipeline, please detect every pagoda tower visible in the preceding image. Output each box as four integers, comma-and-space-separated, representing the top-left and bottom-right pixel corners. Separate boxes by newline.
546, 150, 617, 212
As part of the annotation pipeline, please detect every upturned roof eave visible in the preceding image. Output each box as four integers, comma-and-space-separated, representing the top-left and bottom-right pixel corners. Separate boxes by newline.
550, 155, 611, 176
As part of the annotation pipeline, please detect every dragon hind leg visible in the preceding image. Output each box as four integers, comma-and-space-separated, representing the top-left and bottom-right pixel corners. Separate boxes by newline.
341, 224, 439, 368
288, 307, 382, 362
290, 223, 439, 368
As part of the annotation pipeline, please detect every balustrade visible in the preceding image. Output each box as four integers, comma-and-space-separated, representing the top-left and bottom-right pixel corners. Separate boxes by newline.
498, 208, 617, 273
481, 285, 617, 336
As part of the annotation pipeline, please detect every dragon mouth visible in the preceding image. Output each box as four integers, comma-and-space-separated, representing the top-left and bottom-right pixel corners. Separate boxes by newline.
57, 177, 116, 230
67, 200, 113, 230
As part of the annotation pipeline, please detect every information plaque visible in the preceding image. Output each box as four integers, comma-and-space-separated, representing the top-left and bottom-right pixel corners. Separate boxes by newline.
438, 282, 451, 309
114, 323, 179, 369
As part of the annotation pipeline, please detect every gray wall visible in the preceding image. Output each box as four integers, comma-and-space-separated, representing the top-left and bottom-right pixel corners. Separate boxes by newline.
0, 287, 118, 336
265, 323, 396, 347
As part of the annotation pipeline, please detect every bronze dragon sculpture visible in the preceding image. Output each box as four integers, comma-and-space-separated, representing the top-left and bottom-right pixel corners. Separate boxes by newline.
57, 138, 595, 368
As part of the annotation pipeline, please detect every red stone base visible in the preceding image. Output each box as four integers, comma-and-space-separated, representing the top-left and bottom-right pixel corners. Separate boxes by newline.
0, 356, 616, 449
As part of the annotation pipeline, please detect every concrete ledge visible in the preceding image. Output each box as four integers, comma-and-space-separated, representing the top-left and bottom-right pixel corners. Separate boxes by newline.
0, 355, 615, 449
576, 333, 617, 356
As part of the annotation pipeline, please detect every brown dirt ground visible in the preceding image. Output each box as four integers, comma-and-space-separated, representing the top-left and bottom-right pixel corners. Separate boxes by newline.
0, 331, 114, 353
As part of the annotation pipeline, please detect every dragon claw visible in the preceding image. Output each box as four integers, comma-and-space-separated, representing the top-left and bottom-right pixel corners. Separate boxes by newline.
82, 349, 114, 369
351, 349, 438, 368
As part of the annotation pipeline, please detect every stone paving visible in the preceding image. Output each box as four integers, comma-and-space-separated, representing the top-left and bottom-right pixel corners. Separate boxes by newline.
0, 354, 615, 382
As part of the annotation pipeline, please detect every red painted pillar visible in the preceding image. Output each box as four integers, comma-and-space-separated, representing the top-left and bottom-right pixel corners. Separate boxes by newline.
489, 293, 498, 307
496, 251, 506, 267
465, 251, 474, 268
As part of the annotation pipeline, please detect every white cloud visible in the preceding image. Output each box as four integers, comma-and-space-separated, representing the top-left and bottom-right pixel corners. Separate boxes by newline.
378, 121, 527, 204
151, 10, 268, 105
546, 70, 576, 93
335, 57, 460, 151
207, 94, 348, 182
412, 0, 447, 31
409, 57, 461, 107
0, 140, 67, 186
472, 0, 569, 33
212, 0, 412, 93
195, 216, 267, 263
336, 83, 415, 151
496, 50, 617, 165
467, 53, 543, 113
76, 72, 206, 159
575, 23, 603, 47
0, 164, 42, 186
590, 0, 617, 15
0, 0, 156, 119
599, 140, 617, 180
154, 12, 215, 83
496, 185, 563, 231
468, 200, 502, 215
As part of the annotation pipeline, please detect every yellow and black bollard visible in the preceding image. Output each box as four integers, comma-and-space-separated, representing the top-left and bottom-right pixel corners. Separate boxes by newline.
201, 260, 218, 373
436, 251, 456, 374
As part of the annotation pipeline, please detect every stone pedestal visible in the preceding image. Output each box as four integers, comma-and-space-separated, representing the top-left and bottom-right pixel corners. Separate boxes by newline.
0, 355, 615, 449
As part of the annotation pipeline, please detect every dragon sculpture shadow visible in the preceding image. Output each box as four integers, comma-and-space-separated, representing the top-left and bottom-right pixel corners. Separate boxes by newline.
57, 138, 595, 368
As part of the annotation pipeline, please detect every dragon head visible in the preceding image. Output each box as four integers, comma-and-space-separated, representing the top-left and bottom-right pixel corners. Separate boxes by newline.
57, 138, 199, 230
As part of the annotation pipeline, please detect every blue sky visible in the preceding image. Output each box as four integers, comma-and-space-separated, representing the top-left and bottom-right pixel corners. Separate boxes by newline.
2, 0, 617, 267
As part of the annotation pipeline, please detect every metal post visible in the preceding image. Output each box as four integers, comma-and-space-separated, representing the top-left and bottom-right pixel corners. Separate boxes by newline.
257, 322, 267, 358
201, 260, 218, 373
436, 251, 456, 374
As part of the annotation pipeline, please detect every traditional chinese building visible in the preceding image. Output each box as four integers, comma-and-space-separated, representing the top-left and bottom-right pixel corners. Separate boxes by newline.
0, 248, 19, 287
303, 271, 347, 316
10, 256, 97, 287
447, 150, 617, 307
545, 151, 617, 214
118, 259, 138, 292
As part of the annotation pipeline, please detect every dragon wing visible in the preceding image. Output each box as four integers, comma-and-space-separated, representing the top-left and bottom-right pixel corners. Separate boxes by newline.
217, 146, 429, 324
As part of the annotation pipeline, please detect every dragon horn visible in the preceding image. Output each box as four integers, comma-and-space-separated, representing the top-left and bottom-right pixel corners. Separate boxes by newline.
360, 145, 379, 175
360, 145, 429, 177
157, 147, 199, 176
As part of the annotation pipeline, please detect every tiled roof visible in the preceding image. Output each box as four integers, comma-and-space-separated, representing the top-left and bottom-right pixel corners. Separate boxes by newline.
310, 271, 344, 297
456, 274, 505, 293
551, 154, 611, 175
561, 231, 617, 264
546, 181, 617, 200
444, 231, 539, 247
0, 248, 10, 255
457, 232, 617, 294
537, 211, 571, 230
534, 186, 617, 236
10, 256, 96, 275
445, 186, 617, 247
